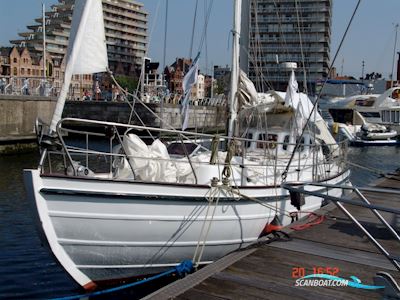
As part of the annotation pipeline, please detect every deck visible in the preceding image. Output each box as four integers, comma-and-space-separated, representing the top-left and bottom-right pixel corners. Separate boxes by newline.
144, 173, 400, 300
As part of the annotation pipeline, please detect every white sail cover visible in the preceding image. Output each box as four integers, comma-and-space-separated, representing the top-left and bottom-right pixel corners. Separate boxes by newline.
50, 0, 108, 132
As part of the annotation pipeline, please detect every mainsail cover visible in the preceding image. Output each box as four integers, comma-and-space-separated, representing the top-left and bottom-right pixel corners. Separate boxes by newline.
50, 0, 108, 132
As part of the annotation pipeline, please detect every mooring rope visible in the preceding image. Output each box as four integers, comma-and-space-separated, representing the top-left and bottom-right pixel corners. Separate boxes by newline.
51, 260, 193, 300
218, 184, 292, 217
192, 184, 221, 267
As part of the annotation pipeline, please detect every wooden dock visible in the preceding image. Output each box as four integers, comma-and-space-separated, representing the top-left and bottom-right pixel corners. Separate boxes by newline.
144, 173, 400, 300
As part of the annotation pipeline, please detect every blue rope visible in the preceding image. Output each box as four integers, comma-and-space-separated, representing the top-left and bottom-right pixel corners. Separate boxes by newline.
51, 260, 193, 300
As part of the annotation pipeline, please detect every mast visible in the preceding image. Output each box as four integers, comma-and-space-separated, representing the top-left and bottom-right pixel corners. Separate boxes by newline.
227, 0, 242, 138
391, 23, 399, 88
160, 0, 169, 130
42, 3, 47, 83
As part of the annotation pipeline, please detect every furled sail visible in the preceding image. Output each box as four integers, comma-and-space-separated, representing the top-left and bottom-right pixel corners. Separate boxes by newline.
50, 0, 108, 132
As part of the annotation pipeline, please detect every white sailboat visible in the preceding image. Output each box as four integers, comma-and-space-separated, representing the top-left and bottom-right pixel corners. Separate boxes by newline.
24, 0, 351, 290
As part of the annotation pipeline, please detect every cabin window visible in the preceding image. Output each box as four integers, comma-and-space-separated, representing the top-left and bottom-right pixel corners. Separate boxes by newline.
257, 134, 265, 149
283, 135, 290, 150
360, 112, 380, 118
295, 137, 305, 152
257, 134, 277, 149
245, 133, 253, 148
396, 111, 400, 123
391, 111, 396, 123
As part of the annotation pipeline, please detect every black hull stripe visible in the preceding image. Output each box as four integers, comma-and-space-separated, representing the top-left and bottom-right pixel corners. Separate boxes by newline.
40, 177, 349, 203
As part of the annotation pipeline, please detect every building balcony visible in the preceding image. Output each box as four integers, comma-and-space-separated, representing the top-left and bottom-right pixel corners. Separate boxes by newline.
103, 14, 147, 30
104, 23, 147, 37
252, 36, 328, 43
102, 0, 148, 16
102, 7, 147, 23
105, 31, 147, 44
254, 15, 331, 24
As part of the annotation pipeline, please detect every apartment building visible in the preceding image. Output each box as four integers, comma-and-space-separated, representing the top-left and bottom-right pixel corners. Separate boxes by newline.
10, 0, 148, 77
241, 0, 332, 92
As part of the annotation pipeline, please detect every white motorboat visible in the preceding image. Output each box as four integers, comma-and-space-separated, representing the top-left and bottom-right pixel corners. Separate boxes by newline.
321, 86, 400, 137
323, 107, 399, 146
24, 0, 351, 290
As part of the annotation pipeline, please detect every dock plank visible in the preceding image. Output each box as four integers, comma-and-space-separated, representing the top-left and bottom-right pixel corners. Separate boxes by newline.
144, 175, 400, 300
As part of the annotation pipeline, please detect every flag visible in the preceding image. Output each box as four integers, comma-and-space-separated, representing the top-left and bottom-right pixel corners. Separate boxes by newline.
181, 53, 200, 130
284, 70, 299, 108
284, 70, 302, 133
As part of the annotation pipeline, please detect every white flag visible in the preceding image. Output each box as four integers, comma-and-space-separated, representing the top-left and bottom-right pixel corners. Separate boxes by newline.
181, 53, 200, 130
284, 70, 299, 108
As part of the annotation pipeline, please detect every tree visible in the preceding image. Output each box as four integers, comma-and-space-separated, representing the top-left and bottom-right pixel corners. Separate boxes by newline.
114, 76, 138, 93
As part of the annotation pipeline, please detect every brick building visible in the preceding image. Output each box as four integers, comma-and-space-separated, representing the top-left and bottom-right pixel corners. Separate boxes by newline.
0, 46, 92, 98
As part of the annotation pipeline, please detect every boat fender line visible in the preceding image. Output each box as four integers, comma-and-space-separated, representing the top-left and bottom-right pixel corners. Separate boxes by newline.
50, 260, 193, 300
290, 211, 299, 223
289, 190, 305, 210
290, 212, 325, 231
261, 214, 283, 237
209, 135, 220, 165
222, 139, 236, 178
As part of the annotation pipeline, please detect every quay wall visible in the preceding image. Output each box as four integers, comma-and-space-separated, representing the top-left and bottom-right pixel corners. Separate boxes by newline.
0, 95, 57, 142
0, 96, 227, 153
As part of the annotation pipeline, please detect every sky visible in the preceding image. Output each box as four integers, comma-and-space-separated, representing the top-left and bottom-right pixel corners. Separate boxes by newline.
0, 0, 399, 78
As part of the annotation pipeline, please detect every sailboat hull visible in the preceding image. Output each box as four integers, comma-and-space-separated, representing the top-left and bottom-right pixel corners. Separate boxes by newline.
24, 169, 350, 288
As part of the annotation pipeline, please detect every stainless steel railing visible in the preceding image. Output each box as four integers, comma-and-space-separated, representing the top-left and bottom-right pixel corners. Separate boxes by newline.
38, 118, 349, 185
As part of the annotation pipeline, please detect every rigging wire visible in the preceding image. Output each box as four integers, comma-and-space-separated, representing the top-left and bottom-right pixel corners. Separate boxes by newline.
294, 0, 308, 93
197, 0, 214, 54
281, 0, 363, 181
161, 0, 169, 131
162, 0, 169, 71
240, 43, 274, 91
135, 0, 162, 97
204, 0, 209, 73
189, 0, 199, 59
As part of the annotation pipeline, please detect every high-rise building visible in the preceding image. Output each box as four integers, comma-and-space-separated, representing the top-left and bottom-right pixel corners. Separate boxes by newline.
10, 0, 148, 77
241, 0, 332, 92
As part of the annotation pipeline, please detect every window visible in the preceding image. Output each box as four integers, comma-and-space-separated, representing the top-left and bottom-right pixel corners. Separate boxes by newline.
283, 135, 290, 150
296, 137, 305, 152
257, 134, 277, 149
13, 67, 17, 75
13, 58, 17, 63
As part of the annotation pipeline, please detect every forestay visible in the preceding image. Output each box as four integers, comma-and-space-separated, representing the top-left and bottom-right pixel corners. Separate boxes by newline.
50, 0, 108, 132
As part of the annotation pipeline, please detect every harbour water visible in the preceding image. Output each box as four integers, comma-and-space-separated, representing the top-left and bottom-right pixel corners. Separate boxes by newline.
0, 146, 399, 299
